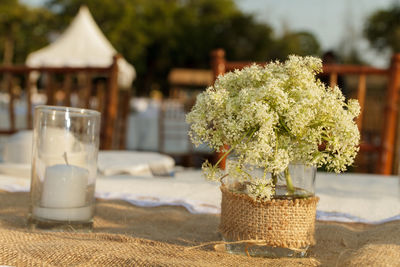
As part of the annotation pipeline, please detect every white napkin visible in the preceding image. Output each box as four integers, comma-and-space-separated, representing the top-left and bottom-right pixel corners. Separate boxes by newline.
96, 170, 220, 214
97, 151, 175, 177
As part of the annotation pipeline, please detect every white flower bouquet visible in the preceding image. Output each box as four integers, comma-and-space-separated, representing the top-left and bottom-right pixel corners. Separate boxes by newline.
186, 55, 360, 200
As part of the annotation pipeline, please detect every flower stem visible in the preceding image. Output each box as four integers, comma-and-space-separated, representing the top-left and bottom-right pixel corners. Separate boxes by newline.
214, 127, 257, 168
284, 167, 295, 195
272, 173, 278, 186
214, 145, 235, 168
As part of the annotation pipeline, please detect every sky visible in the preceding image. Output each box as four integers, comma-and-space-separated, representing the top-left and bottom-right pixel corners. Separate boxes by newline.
22, 0, 397, 67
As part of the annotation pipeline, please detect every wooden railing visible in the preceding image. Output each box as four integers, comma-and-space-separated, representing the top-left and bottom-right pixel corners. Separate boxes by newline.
0, 55, 128, 150
211, 49, 400, 175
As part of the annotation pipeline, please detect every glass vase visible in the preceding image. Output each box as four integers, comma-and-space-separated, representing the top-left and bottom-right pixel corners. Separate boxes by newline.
220, 158, 318, 258
28, 106, 101, 231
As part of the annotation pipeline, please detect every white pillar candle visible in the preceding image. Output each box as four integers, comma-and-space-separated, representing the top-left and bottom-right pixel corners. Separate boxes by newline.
34, 164, 91, 222
40, 164, 89, 208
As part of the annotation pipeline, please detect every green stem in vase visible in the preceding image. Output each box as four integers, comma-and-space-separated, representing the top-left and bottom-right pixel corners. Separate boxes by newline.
272, 173, 278, 187
284, 167, 295, 195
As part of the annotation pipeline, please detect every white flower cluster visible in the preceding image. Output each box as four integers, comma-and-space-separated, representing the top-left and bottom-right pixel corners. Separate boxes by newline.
186, 55, 360, 181
246, 179, 275, 202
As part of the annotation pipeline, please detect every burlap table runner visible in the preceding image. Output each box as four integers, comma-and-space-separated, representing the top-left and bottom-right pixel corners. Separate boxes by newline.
0, 190, 399, 266
220, 185, 318, 248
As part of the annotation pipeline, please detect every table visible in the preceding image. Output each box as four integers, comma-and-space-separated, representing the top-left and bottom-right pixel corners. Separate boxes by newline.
0, 163, 399, 265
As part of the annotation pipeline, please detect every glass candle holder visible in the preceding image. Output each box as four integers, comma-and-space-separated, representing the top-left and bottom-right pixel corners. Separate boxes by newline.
28, 106, 100, 231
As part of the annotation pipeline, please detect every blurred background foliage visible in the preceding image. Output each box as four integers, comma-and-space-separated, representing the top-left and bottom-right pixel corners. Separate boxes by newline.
45, 0, 321, 95
0, 0, 54, 64
364, 4, 400, 54
1, 0, 398, 96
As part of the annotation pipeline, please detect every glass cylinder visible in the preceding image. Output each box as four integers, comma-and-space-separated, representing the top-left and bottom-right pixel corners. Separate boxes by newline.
28, 106, 101, 231
221, 158, 317, 258
224, 158, 316, 198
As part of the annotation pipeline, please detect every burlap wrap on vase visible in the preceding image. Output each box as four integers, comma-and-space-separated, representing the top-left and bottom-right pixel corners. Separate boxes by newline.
220, 185, 319, 249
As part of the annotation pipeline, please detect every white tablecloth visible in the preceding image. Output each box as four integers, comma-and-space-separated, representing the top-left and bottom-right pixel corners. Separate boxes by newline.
0, 169, 399, 224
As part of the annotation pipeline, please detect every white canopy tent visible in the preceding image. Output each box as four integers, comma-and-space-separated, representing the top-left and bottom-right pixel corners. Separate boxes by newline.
26, 6, 135, 88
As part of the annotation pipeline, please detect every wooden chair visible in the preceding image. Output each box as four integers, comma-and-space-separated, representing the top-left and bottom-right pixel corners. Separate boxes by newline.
168, 68, 213, 100
211, 49, 400, 175
158, 98, 193, 166
158, 98, 214, 167
159, 68, 215, 167
0, 55, 129, 150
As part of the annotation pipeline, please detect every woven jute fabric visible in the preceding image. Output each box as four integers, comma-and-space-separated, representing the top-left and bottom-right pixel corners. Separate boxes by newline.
0, 190, 399, 266
220, 185, 318, 249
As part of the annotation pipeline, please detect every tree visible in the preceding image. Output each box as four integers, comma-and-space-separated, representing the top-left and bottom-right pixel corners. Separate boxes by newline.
0, 0, 55, 64
364, 4, 400, 53
272, 31, 321, 60
46, 0, 257, 94
41, 0, 320, 95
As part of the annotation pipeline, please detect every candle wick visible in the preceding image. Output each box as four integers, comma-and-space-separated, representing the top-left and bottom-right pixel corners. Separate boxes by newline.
63, 152, 69, 165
